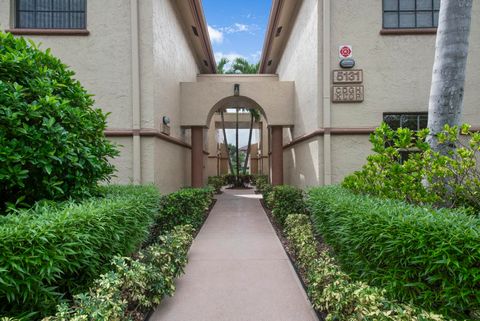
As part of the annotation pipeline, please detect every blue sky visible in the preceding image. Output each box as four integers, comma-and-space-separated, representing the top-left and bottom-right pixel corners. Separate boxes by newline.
202, 0, 271, 69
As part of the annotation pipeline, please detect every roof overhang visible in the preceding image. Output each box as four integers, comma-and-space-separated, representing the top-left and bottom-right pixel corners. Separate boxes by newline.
259, 0, 302, 74
172, 0, 216, 73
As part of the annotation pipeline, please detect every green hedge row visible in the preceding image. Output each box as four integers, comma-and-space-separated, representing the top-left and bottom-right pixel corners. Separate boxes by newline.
44, 225, 194, 321
144, 187, 213, 247
284, 214, 446, 321
307, 186, 480, 319
267, 185, 307, 227
0, 185, 160, 318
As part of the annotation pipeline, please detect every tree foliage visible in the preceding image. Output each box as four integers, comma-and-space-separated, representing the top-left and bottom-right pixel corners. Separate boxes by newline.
0, 32, 118, 211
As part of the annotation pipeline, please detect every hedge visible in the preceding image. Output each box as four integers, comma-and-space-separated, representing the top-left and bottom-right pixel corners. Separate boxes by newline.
145, 187, 213, 247
307, 186, 480, 319
44, 225, 194, 321
0, 185, 160, 318
284, 214, 446, 321
267, 185, 307, 227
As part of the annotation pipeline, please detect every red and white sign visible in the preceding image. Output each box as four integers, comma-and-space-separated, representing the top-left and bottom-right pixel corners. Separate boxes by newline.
339, 45, 352, 59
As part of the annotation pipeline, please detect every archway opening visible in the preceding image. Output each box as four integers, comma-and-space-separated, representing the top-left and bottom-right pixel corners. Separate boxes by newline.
203, 96, 268, 188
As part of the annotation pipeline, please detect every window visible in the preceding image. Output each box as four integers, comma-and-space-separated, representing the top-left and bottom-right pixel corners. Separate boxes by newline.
16, 0, 86, 29
383, 0, 440, 29
383, 112, 428, 131
383, 112, 428, 163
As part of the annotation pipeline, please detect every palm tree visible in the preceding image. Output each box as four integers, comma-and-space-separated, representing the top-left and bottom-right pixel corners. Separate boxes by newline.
427, 0, 473, 154
242, 108, 261, 174
231, 57, 260, 74
220, 109, 234, 174
216, 57, 229, 74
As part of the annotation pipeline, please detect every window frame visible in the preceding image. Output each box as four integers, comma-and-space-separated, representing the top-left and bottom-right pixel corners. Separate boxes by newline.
382, 0, 440, 31
8, 0, 89, 35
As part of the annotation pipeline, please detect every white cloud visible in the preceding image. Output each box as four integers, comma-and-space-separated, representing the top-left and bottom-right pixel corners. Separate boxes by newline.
220, 23, 259, 34
250, 50, 262, 62
208, 25, 223, 44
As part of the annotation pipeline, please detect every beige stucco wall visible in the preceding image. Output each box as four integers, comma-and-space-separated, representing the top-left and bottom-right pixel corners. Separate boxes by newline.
330, 0, 480, 128
148, 0, 199, 191
276, 0, 322, 187
1, 0, 200, 190
181, 75, 294, 127
0, 0, 136, 185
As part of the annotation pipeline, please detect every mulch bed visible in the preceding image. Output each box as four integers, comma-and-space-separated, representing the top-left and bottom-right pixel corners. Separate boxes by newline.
260, 198, 327, 321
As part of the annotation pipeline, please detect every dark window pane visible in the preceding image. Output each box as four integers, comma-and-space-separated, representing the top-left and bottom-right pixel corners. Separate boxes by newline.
18, 0, 35, 11
384, 115, 401, 130
384, 0, 398, 11
417, 0, 433, 10
36, 0, 52, 11
36, 12, 52, 28
52, 12, 69, 28
71, 0, 86, 11
419, 115, 428, 129
53, 0, 68, 11
399, 12, 415, 27
70, 12, 85, 28
434, 0, 441, 10
417, 12, 433, 27
399, 0, 415, 10
18, 11, 36, 28
400, 115, 419, 130
16, 0, 86, 29
433, 11, 439, 26
384, 12, 399, 28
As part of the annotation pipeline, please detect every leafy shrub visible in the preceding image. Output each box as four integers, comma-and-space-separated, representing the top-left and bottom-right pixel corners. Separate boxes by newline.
307, 186, 480, 319
267, 185, 306, 227
0, 185, 160, 318
284, 214, 447, 321
251, 174, 268, 186
44, 225, 194, 321
223, 174, 252, 187
343, 123, 480, 211
145, 187, 213, 246
0, 32, 119, 211
207, 176, 225, 193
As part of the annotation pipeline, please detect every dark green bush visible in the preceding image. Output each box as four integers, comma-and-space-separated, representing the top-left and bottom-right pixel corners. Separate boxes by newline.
268, 185, 306, 226
207, 176, 225, 193
0, 185, 160, 318
307, 186, 480, 319
284, 214, 446, 321
45, 225, 194, 321
0, 32, 118, 211
145, 188, 213, 245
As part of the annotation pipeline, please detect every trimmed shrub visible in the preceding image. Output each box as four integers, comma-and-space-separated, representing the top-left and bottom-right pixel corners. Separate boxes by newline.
207, 176, 225, 193
0, 185, 160, 318
0, 32, 119, 211
307, 186, 480, 319
44, 225, 194, 321
284, 214, 447, 321
267, 185, 306, 227
145, 187, 213, 246
343, 123, 480, 211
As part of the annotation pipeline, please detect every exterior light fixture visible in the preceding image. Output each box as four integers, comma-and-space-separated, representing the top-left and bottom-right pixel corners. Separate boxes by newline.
340, 58, 355, 69
162, 116, 170, 125
234, 83, 240, 96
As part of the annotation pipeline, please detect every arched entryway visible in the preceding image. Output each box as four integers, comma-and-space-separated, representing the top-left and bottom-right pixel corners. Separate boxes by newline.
180, 74, 294, 187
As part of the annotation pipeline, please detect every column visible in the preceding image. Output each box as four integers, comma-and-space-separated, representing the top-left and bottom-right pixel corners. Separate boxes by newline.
191, 126, 204, 188
271, 125, 284, 185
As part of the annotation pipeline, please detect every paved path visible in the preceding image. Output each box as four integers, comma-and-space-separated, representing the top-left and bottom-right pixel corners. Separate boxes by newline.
150, 188, 318, 321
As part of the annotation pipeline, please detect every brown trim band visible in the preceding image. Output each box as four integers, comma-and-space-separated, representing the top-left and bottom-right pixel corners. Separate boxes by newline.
105, 129, 191, 149
283, 127, 376, 149
6, 29, 90, 36
380, 28, 436, 35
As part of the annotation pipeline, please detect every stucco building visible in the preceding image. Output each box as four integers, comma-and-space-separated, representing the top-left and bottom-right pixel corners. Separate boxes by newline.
1, 0, 479, 191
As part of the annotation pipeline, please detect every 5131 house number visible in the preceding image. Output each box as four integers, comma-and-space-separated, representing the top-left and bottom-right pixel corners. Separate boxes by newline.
332, 70, 363, 84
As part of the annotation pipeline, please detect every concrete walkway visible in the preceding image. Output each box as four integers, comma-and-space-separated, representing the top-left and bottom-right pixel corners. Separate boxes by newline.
150, 188, 318, 321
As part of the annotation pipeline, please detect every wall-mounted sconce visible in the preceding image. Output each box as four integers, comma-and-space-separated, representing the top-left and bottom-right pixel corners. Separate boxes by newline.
162, 116, 171, 135
234, 83, 240, 96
